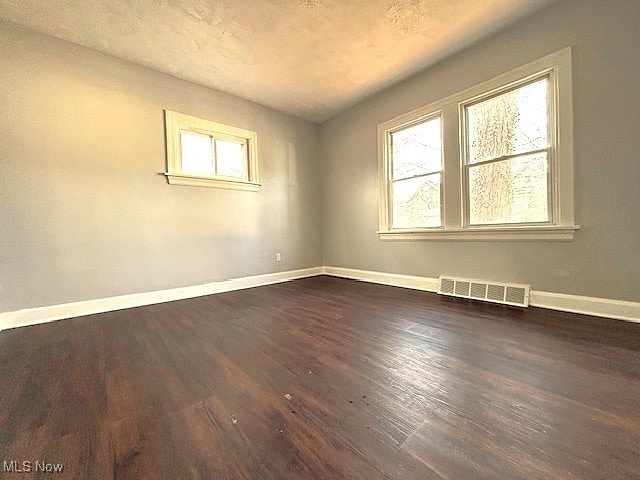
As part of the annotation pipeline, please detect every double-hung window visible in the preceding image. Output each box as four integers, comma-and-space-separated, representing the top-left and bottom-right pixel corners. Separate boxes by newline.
378, 48, 578, 241
389, 115, 443, 229
463, 76, 551, 226
164, 110, 259, 191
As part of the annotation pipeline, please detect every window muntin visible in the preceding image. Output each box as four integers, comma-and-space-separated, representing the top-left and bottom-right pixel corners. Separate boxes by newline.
388, 115, 443, 229
164, 110, 259, 191
463, 76, 552, 226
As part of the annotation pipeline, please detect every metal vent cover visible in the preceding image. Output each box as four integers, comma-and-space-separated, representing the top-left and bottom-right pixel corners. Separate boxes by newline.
454, 281, 470, 296
440, 277, 455, 295
470, 282, 487, 299
438, 276, 530, 307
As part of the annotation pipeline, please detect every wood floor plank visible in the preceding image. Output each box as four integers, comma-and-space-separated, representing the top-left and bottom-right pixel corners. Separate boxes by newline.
0, 276, 638, 479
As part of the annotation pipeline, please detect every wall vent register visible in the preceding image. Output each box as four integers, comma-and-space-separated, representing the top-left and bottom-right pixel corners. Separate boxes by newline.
438, 276, 530, 307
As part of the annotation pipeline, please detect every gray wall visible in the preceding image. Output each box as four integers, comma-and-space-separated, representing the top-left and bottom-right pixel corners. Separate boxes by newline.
3, 0, 639, 314
320, 0, 640, 302
0, 20, 322, 312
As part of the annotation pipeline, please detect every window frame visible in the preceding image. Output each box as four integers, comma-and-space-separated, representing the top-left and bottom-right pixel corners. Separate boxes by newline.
461, 73, 555, 228
387, 112, 444, 230
377, 47, 578, 241
164, 110, 260, 191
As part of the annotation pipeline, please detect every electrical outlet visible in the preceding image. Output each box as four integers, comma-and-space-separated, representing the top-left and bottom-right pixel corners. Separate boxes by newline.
275, 253, 281, 262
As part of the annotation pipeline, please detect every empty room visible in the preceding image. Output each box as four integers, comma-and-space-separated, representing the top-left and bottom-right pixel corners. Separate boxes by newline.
1, 0, 639, 478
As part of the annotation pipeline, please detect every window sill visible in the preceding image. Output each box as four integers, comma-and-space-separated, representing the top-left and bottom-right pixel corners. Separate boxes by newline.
377, 225, 580, 241
165, 173, 260, 191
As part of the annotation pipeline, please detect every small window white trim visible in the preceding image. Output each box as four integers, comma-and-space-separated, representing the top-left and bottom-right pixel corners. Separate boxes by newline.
377, 47, 578, 241
164, 110, 260, 191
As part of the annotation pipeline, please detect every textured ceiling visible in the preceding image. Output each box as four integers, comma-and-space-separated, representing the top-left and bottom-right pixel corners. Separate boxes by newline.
0, 0, 556, 122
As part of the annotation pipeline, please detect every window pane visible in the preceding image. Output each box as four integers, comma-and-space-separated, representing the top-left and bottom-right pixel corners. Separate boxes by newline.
216, 139, 245, 178
392, 174, 441, 228
391, 117, 442, 180
467, 78, 548, 164
468, 152, 549, 225
181, 131, 214, 175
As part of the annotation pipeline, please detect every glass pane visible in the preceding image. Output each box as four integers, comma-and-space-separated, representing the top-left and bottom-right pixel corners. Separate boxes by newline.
181, 131, 214, 175
391, 116, 442, 180
467, 78, 548, 164
392, 174, 441, 229
216, 139, 245, 178
468, 152, 549, 225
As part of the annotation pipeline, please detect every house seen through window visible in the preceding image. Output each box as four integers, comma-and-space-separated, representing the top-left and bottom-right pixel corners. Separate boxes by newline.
465, 77, 550, 226
389, 116, 442, 229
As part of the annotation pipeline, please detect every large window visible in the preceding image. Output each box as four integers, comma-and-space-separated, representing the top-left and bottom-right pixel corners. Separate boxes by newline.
378, 48, 577, 241
464, 77, 551, 226
164, 111, 259, 191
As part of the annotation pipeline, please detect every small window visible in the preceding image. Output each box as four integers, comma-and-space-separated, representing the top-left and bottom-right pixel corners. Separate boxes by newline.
388, 115, 443, 229
164, 111, 259, 191
463, 77, 551, 226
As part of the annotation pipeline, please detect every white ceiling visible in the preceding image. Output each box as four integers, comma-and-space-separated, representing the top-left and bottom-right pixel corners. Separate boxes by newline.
0, 0, 556, 122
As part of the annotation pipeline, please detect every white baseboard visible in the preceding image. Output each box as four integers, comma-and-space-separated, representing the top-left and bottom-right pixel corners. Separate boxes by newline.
1, 265, 638, 331
0, 267, 323, 331
528, 290, 640, 323
322, 266, 440, 292
321, 266, 640, 323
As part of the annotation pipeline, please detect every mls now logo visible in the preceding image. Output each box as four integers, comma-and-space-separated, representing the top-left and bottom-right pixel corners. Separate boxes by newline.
3, 460, 64, 473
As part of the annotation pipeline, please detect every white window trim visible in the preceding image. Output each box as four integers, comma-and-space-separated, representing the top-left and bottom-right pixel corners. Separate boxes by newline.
164, 110, 260, 191
377, 47, 578, 241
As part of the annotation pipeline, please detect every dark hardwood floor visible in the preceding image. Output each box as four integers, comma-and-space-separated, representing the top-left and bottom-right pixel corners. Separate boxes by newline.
1, 276, 639, 479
